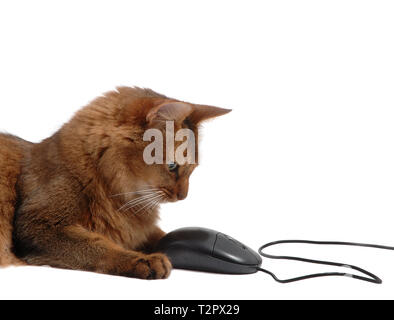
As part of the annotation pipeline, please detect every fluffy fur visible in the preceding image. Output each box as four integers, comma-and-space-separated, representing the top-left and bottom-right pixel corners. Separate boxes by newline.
0, 87, 230, 279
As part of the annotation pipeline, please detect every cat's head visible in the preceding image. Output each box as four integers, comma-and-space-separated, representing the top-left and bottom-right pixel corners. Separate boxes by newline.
67, 87, 231, 210
133, 99, 230, 203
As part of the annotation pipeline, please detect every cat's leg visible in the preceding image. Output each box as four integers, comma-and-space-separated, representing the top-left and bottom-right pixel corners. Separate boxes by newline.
22, 225, 172, 279
139, 226, 166, 253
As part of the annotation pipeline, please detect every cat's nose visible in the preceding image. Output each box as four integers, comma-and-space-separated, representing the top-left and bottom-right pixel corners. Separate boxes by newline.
176, 180, 189, 200
177, 190, 187, 201
176, 187, 189, 200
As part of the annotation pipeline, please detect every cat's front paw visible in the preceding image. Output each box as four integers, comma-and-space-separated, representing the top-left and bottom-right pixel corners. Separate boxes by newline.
132, 253, 172, 280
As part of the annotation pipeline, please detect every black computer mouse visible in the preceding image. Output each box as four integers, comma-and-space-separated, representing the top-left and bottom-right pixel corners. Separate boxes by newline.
156, 227, 262, 274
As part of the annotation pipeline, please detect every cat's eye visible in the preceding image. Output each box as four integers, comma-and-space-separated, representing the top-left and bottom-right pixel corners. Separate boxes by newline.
168, 162, 178, 172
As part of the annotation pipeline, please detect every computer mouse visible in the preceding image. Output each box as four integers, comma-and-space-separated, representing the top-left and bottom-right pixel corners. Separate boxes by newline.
156, 227, 262, 274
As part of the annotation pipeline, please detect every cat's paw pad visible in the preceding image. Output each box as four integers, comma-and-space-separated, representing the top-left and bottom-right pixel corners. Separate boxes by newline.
133, 253, 172, 280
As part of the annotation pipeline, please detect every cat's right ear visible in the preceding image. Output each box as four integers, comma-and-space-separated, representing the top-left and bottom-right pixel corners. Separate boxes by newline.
146, 101, 193, 125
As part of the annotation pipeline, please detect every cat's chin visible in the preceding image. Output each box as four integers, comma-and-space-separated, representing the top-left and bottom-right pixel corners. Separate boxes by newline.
162, 198, 178, 204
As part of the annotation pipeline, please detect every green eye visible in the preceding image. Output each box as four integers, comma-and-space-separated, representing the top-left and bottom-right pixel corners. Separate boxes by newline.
168, 162, 178, 172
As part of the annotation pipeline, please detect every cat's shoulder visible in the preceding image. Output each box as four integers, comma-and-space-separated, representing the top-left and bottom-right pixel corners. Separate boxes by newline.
0, 133, 32, 161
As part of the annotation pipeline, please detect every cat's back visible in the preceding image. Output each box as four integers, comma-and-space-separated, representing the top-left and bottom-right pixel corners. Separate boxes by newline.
0, 133, 32, 265
0, 133, 31, 175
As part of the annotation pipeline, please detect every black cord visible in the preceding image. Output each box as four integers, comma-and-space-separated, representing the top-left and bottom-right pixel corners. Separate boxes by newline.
257, 240, 394, 284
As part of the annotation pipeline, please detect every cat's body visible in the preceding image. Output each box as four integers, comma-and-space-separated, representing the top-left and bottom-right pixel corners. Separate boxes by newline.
0, 87, 230, 279
0, 134, 31, 265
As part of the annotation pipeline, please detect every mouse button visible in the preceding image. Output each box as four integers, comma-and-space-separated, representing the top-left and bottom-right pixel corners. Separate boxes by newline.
213, 233, 261, 266
157, 228, 218, 255
172, 228, 218, 244
223, 234, 248, 250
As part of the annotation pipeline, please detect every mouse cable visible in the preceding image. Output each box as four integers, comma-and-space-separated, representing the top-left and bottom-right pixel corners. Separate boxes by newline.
257, 240, 394, 284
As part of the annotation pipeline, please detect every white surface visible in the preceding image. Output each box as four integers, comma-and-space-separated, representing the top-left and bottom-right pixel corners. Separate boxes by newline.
1, 0, 394, 300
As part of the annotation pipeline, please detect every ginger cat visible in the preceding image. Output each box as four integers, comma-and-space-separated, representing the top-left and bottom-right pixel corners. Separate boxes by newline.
0, 87, 230, 279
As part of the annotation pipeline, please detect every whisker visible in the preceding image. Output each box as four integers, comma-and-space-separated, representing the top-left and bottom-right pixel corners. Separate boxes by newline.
119, 194, 159, 212
132, 194, 164, 215
121, 192, 165, 212
118, 192, 161, 211
148, 198, 162, 214
110, 188, 161, 198
145, 198, 161, 214
141, 196, 164, 216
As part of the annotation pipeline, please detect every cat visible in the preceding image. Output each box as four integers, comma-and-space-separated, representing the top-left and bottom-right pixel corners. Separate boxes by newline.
0, 87, 230, 279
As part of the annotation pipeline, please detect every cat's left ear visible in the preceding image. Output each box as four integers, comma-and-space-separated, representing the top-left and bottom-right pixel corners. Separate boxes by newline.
189, 105, 232, 125
146, 101, 193, 124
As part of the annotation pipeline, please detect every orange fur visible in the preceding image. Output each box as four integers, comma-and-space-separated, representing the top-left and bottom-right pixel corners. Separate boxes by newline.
0, 87, 230, 279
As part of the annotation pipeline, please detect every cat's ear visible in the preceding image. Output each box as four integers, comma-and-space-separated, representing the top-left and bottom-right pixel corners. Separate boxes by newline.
146, 101, 193, 124
189, 105, 232, 124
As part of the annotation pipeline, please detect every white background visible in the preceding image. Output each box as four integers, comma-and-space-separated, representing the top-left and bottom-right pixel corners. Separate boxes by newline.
0, 0, 393, 300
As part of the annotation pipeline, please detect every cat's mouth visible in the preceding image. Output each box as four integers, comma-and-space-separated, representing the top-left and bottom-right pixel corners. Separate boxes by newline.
159, 187, 177, 202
